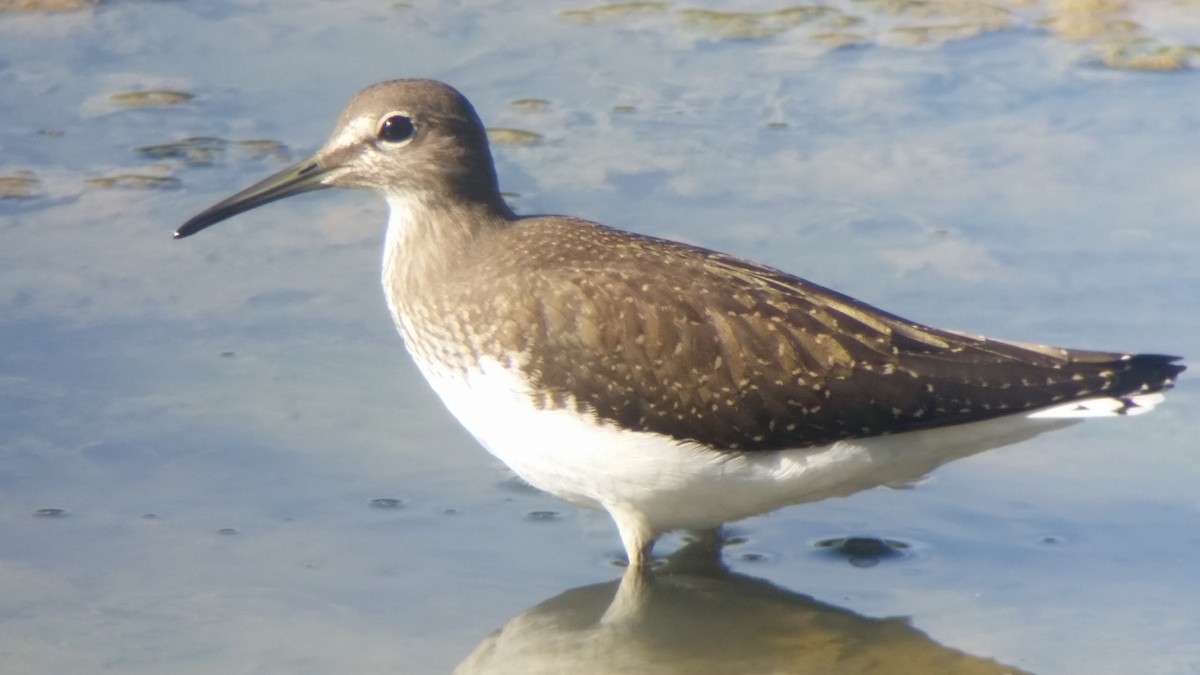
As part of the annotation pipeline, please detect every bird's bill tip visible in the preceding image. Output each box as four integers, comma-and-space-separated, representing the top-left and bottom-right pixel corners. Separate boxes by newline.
174, 156, 332, 239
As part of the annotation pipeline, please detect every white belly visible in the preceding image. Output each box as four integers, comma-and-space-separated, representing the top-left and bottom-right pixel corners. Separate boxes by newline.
404, 353, 1076, 533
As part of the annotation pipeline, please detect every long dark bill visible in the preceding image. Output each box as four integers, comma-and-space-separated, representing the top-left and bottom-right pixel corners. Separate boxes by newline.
175, 157, 333, 239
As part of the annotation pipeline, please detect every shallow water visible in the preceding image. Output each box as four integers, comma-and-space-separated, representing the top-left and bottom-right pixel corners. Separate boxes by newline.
1, 1, 1198, 673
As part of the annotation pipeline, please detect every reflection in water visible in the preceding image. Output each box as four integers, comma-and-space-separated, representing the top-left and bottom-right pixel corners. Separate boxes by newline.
456, 543, 1028, 675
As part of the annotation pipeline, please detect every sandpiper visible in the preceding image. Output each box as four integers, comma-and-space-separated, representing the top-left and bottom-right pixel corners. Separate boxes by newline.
177, 79, 1184, 571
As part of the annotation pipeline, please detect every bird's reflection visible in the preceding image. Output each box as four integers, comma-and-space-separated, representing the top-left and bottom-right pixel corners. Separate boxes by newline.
455, 539, 1029, 675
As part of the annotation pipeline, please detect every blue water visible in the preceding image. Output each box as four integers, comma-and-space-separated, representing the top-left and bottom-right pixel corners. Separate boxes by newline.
2, 2, 1197, 673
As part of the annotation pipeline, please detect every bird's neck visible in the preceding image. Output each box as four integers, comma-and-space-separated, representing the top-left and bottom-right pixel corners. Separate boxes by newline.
381, 190, 511, 323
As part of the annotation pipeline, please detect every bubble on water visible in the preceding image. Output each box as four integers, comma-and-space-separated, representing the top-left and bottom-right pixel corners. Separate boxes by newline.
525, 510, 560, 522
813, 536, 911, 567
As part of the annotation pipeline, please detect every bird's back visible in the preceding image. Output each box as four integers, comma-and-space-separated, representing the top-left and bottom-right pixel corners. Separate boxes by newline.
407, 214, 1184, 452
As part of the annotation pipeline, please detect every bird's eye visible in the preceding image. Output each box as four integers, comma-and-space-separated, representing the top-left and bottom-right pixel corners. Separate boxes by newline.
378, 114, 415, 144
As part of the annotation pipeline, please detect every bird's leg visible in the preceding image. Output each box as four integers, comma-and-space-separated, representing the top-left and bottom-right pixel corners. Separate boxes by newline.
609, 506, 657, 574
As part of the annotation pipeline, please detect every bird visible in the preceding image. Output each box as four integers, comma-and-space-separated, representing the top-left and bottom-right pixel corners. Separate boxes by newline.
176, 79, 1184, 573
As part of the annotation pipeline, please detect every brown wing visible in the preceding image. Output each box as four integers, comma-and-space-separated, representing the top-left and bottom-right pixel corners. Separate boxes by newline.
465, 218, 1184, 451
